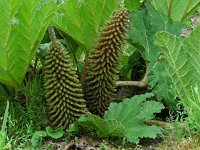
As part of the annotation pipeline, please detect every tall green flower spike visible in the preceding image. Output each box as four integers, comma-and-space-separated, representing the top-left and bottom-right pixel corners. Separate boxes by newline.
85, 9, 129, 116
44, 41, 86, 129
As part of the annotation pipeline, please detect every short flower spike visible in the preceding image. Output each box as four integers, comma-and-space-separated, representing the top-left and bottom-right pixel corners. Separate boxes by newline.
44, 41, 86, 128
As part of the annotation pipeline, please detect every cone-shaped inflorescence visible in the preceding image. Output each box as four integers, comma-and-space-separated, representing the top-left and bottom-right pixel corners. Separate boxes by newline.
44, 41, 86, 129
85, 9, 129, 116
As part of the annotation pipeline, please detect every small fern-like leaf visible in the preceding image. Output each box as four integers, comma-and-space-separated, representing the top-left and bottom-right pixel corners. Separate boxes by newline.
85, 9, 129, 116
44, 41, 86, 129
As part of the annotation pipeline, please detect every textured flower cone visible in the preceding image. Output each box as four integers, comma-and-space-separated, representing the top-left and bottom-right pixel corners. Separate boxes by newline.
44, 41, 86, 129
85, 9, 129, 116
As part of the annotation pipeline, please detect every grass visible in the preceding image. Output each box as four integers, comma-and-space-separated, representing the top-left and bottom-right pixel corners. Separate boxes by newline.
156, 122, 200, 150
0, 77, 48, 149
0, 101, 10, 150
156, 115, 200, 150
157, 135, 200, 150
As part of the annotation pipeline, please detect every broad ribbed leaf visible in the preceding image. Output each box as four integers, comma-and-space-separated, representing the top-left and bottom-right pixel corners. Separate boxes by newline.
148, 64, 177, 111
51, 0, 120, 52
155, 26, 200, 99
0, 0, 57, 87
128, 3, 182, 63
104, 93, 164, 143
78, 113, 125, 138
150, 0, 200, 22
128, 3, 183, 110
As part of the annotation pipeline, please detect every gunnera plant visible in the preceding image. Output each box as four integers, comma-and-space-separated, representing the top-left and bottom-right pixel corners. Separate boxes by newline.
44, 41, 86, 129
85, 9, 129, 116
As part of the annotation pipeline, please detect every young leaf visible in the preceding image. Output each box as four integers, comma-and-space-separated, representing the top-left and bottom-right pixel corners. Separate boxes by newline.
31, 131, 47, 148
67, 123, 80, 133
51, 0, 121, 52
0, 0, 57, 87
104, 93, 164, 144
45, 126, 64, 139
120, 44, 137, 80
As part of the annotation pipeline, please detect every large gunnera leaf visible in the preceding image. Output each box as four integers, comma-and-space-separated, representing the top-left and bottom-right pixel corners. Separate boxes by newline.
0, 0, 57, 87
128, 3, 182, 110
128, 2, 182, 63
76, 93, 164, 143
150, 0, 200, 22
155, 26, 200, 100
104, 93, 164, 144
51, 0, 121, 52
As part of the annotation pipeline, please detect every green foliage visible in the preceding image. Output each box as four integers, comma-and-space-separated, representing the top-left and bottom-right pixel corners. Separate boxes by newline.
31, 131, 47, 149
150, 0, 200, 22
0, 0, 199, 148
128, 2, 183, 109
31, 126, 64, 149
155, 26, 200, 131
128, 2, 183, 63
7, 112, 46, 149
77, 93, 164, 144
52, 0, 121, 53
0, 0, 57, 87
45, 126, 64, 139
0, 84, 11, 107
38, 42, 52, 66
0, 101, 9, 149
148, 64, 177, 111
6, 78, 46, 127
155, 26, 200, 100
3, 79, 47, 149
119, 43, 137, 80
44, 41, 86, 129
104, 93, 164, 143
85, 9, 129, 116
183, 86, 200, 132
23, 78, 46, 125
67, 123, 80, 133
78, 114, 126, 137
124, 0, 140, 11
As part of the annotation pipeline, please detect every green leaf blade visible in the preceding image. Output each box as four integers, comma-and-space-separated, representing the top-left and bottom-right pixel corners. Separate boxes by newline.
150, 0, 200, 22
0, 0, 57, 87
104, 93, 164, 143
125, 124, 162, 143
124, 0, 140, 11
78, 113, 126, 138
52, 0, 120, 52
155, 26, 200, 100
